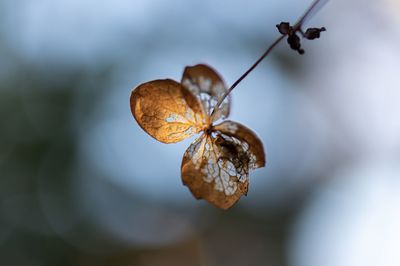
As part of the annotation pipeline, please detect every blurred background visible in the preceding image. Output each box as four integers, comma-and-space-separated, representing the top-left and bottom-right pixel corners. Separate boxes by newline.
1, 0, 400, 265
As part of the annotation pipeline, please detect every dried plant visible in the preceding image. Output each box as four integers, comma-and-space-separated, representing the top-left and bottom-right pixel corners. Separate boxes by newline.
130, 0, 327, 209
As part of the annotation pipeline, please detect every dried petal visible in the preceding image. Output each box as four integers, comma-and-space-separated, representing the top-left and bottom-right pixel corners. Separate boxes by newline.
181, 64, 230, 122
213, 120, 265, 169
130, 79, 206, 143
181, 135, 245, 209
181, 122, 265, 209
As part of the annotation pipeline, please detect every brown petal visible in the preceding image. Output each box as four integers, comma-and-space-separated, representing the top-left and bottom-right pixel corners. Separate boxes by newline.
181, 135, 249, 209
130, 79, 206, 143
181, 64, 230, 122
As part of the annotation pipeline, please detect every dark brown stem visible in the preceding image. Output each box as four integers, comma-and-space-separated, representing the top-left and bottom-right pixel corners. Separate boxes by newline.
210, 34, 286, 121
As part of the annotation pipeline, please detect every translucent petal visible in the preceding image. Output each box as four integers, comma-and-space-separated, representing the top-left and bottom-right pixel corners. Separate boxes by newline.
130, 79, 206, 143
181, 121, 265, 209
181, 64, 230, 122
213, 120, 266, 168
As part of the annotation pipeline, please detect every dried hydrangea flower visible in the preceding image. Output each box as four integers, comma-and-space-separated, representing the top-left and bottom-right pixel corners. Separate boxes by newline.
130, 64, 265, 209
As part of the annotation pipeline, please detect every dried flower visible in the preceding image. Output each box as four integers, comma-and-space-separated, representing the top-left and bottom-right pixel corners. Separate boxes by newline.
130, 64, 265, 209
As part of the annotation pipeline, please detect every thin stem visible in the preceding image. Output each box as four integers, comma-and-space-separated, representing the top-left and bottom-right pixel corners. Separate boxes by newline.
210, 34, 286, 121
294, 0, 328, 29
210, 0, 327, 122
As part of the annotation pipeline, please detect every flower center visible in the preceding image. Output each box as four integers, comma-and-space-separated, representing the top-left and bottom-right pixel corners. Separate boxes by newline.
204, 125, 214, 135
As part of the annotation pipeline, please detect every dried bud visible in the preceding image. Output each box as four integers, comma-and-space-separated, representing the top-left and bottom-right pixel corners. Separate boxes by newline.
304, 27, 326, 40
287, 33, 305, 54
276, 22, 291, 35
